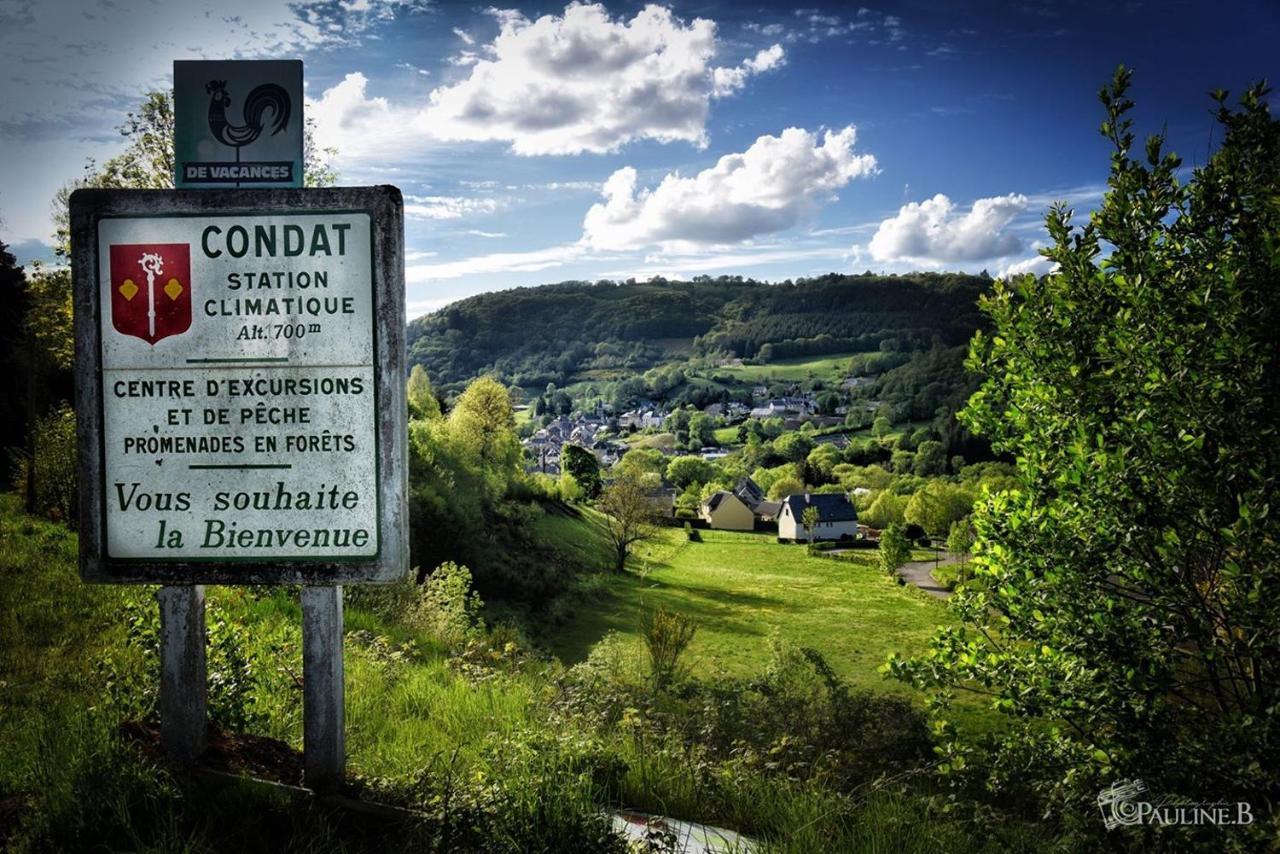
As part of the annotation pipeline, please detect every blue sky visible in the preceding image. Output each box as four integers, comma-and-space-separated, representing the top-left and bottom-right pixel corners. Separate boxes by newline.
0, 0, 1275, 316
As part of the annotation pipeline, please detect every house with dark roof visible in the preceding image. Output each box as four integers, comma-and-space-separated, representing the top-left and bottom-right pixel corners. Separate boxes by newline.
777, 492, 858, 542
734, 476, 782, 524
700, 490, 755, 531
734, 476, 765, 509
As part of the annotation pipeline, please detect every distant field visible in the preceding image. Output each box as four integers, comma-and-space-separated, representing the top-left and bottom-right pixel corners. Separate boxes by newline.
712, 426, 741, 445
625, 431, 677, 450
716, 351, 867, 382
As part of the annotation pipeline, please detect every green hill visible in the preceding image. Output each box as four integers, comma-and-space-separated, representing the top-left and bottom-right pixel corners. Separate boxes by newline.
407, 272, 990, 394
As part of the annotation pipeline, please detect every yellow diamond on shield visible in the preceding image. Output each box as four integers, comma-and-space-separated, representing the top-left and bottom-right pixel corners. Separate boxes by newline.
119, 278, 138, 300
164, 278, 183, 300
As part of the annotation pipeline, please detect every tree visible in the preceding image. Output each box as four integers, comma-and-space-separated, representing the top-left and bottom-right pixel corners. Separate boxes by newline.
686, 411, 716, 449
448, 376, 521, 487
616, 448, 667, 481
801, 505, 820, 547
890, 71, 1280, 836
877, 523, 910, 576
806, 444, 842, 482
406, 365, 442, 420
872, 416, 892, 440
0, 238, 31, 488
767, 474, 804, 501
861, 490, 907, 529
774, 431, 815, 464
945, 519, 974, 576
904, 482, 972, 539
665, 455, 715, 490
598, 471, 659, 572
561, 444, 602, 498
912, 440, 946, 477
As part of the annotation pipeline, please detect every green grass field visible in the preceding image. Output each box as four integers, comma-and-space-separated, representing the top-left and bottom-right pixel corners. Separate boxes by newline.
550, 525, 947, 691
624, 431, 677, 450
715, 352, 865, 383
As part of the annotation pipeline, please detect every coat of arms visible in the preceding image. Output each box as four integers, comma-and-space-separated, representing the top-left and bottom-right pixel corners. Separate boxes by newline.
109, 243, 192, 345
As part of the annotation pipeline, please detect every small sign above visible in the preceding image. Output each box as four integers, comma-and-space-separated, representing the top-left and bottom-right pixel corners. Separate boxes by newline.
175, 60, 303, 189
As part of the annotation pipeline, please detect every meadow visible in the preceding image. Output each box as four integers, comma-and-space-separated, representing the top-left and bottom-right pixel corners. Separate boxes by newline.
0, 496, 1024, 851
548, 525, 945, 689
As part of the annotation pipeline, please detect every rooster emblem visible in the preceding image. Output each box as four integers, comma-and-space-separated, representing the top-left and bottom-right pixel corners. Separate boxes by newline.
204, 79, 291, 162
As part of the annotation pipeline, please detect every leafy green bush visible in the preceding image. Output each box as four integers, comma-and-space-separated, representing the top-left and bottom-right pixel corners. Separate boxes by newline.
408, 562, 484, 651
640, 606, 697, 692
10, 404, 77, 525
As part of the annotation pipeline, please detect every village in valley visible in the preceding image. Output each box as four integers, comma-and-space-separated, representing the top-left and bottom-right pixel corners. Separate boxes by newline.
520, 374, 881, 541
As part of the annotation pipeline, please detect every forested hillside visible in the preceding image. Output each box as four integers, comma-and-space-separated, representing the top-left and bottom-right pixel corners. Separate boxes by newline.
407, 272, 989, 393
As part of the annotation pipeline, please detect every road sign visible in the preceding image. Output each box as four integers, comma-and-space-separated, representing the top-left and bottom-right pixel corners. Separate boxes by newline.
71, 187, 408, 585
175, 60, 303, 189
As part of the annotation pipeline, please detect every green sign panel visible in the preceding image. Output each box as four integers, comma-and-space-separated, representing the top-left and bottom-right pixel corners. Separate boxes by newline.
174, 60, 303, 189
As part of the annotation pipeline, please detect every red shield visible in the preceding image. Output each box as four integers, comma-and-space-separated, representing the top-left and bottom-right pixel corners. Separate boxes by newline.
109, 243, 192, 345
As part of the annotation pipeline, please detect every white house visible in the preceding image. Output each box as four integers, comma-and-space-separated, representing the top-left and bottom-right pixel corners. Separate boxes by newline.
777, 493, 859, 542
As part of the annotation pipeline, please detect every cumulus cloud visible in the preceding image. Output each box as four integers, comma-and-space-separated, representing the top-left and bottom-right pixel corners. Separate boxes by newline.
422, 3, 785, 155
867, 192, 1028, 266
582, 126, 876, 251
998, 253, 1057, 278
712, 44, 785, 96
308, 72, 422, 162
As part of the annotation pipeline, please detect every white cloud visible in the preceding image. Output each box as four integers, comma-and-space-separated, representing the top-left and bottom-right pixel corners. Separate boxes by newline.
404, 194, 503, 220
712, 44, 785, 97
867, 192, 1028, 266
998, 254, 1056, 278
422, 3, 785, 155
406, 243, 587, 281
452, 26, 476, 45
307, 72, 428, 166
582, 126, 876, 251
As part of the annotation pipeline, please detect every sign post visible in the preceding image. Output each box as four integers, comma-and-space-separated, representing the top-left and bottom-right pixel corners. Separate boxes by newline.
158, 584, 207, 762
71, 187, 407, 787
302, 585, 344, 788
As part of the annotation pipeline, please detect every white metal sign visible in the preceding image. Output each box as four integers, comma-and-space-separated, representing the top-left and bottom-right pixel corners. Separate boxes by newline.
72, 188, 407, 584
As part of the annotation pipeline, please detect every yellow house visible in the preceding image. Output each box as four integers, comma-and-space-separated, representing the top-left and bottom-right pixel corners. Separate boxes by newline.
700, 490, 755, 531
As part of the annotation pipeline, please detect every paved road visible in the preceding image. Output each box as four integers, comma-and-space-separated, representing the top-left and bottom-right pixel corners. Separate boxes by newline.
897, 553, 959, 599
827, 548, 961, 599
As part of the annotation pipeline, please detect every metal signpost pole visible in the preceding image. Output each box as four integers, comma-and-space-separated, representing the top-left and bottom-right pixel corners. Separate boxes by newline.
158, 584, 207, 762
302, 585, 344, 790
